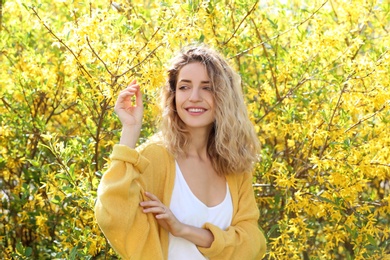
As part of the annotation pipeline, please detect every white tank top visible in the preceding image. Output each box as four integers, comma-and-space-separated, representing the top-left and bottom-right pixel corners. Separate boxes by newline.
168, 162, 233, 260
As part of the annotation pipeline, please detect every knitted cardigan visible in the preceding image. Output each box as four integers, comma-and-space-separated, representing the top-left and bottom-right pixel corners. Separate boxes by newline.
95, 143, 266, 259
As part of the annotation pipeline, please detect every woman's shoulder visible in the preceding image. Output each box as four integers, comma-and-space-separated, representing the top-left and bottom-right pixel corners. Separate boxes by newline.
137, 134, 172, 161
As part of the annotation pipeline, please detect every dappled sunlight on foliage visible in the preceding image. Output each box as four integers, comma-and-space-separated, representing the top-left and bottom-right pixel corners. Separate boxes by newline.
1, 0, 389, 259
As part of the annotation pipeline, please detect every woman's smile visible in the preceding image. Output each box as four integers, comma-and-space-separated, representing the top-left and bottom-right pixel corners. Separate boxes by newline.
175, 62, 215, 130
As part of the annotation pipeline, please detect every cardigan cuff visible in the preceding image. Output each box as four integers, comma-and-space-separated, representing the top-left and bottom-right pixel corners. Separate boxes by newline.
197, 222, 224, 257
110, 144, 150, 173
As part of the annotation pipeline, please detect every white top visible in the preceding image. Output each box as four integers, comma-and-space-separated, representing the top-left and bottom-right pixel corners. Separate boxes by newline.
168, 162, 233, 260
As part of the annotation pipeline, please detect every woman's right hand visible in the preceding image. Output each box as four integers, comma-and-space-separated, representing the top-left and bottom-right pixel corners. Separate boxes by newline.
114, 79, 144, 148
114, 79, 144, 127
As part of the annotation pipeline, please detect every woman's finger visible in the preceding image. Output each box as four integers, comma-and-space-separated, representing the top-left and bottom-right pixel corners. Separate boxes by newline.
129, 79, 137, 85
142, 206, 167, 215
126, 85, 139, 91
140, 200, 162, 208
116, 94, 135, 105
117, 91, 136, 99
144, 192, 160, 202
119, 86, 138, 95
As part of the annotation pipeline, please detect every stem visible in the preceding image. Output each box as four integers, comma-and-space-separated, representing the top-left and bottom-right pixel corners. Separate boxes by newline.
30, 7, 93, 79
223, 0, 259, 46
86, 36, 114, 76
116, 43, 162, 78
230, 0, 328, 59
344, 102, 387, 133
255, 77, 311, 123
251, 17, 280, 100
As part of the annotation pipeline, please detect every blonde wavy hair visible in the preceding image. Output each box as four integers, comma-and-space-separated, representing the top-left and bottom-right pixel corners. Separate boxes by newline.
159, 45, 260, 175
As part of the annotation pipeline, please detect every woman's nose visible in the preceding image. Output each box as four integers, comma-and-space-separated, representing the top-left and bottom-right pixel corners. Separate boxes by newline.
189, 88, 202, 102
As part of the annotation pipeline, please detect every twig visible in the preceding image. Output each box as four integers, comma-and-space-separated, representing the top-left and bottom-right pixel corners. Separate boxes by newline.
344, 102, 387, 133
0, 0, 3, 32
255, 77, 311, 123
116, 44, 162, 78
251, 17, 280, 100
223, 0, 259, 46
327, 77, 351, 131
370, 162, 390, 167
126, 27, 161, 75
30, 7, 93, 79
318, 75, 351, 158
94, 99, 112, 173
230, 0, 328, 59
86, 36, 114, 77
253, 183, 272, 187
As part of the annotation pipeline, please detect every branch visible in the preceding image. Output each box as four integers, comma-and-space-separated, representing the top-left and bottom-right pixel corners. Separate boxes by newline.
94, 99, 112, 173
223, 0, 259, 46
0, 0, 3, 32
230, 0, 328, 59
255, 77, 312, 123
370, 162, 390, 168
116, 43, 162, 78
344, 102, 387, 133
125, 27, 161, 75
318, 75, 352, 158
1, 97, 23, 119
251, 17, 280, 100
38, 137, 76, 187
30, 7, 93, 79
86, 36, 114, 77
327, 78, 351, 131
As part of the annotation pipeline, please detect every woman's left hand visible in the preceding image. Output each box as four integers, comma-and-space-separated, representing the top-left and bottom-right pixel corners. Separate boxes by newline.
140, 192, 185, 237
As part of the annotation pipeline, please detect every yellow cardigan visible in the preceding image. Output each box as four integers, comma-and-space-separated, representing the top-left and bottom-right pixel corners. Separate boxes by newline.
95, 143, 266, 259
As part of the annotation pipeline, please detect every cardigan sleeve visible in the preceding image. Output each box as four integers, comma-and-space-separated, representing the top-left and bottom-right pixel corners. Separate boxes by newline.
197, 173, 267, 259
94, 144, 164, 259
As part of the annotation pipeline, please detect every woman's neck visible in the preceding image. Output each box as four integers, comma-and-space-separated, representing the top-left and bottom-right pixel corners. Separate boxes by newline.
182, 128, 211, 160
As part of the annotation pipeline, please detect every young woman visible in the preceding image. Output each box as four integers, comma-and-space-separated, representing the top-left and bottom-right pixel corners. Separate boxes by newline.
95, 45, 266, 259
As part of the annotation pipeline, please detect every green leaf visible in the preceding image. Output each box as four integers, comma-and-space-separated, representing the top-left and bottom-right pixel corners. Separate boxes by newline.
367, 234, 378, 248
267, 224, 279, 238
25, 247, 33, 257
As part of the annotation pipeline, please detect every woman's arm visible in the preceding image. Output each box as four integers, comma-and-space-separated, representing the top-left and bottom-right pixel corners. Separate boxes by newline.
139, 174, 267, 259
95, 82, 167, 259
196, 173, 267, 259
95, 145, 163, 259
115, 79, 143, 148
140, 191, 214, 248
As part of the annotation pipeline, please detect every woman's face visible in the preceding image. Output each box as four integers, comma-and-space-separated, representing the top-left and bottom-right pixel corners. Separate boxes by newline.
175, 62, 215, 132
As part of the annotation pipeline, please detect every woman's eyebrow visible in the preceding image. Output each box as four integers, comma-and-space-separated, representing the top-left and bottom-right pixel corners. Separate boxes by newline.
177, 79, 210, 84
178, 79, 191, 83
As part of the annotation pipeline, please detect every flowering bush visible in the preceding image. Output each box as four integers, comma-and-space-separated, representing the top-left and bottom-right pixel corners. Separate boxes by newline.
1, 0, 389, 259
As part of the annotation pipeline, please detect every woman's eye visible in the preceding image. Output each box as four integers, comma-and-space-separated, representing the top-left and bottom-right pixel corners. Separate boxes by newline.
178, 85, 188, 90
203, 86, 212, 91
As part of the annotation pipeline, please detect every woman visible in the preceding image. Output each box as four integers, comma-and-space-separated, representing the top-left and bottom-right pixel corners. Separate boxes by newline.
95, 45, 266, 259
